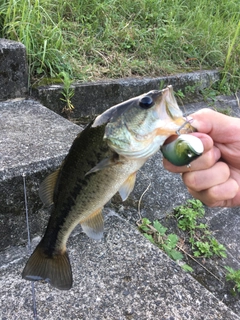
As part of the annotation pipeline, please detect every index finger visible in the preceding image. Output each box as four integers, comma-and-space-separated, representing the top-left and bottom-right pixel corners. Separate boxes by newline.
189, 108, 240, 143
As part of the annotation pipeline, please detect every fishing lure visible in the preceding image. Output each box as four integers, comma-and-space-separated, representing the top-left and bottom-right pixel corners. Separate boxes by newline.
161, 134, 204, 166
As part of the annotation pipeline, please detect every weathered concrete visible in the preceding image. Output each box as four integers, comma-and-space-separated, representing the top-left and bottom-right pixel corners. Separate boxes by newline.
1, 218, 239, 320
0, 99, 81, 249
1, 70, 240, 318
0, 39, 28, 100
32, 70, 220, 117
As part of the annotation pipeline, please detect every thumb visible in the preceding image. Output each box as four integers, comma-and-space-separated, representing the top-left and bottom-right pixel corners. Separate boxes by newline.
190, 108, 240, 143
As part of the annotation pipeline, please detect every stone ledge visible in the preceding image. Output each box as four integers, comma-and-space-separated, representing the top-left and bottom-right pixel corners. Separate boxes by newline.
0, 99, 81, 249
32, 70, 220, 117
0, 39, 28, 100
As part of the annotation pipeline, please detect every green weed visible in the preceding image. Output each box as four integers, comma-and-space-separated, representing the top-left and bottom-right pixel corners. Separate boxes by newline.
59, 71, 75, 115
174, 199, 227, 258
220, 20, 240, 93
138, 218, 185, 263
175, 89, 185, 100
139, 200, 227, 266
225, 267, 240, 294
138, 199, 240, 295
0, 0, 239, 91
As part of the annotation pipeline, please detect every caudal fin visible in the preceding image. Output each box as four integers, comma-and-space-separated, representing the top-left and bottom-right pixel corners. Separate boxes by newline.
22, 244, 73, 290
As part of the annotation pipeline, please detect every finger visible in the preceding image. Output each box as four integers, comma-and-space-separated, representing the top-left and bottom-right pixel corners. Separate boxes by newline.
182, 161, 230, 191
189, 109, 240, 143
188, 177, 239, 207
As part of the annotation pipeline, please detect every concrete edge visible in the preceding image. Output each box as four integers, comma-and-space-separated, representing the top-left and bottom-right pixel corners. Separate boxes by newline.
31, 70, 220, 117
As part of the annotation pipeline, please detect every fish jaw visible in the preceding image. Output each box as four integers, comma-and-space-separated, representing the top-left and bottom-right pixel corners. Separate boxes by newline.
103, 86, 196, 159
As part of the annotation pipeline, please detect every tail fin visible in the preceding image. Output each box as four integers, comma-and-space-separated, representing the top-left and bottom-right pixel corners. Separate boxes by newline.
22, 243, 73, 290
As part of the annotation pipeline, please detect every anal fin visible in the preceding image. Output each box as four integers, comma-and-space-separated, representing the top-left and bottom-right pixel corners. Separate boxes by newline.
80, 209, 104, 240
118, 172, 137, 201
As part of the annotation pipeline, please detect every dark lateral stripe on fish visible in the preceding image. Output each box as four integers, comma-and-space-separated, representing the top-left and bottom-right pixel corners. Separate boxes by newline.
22, 242, 72, 290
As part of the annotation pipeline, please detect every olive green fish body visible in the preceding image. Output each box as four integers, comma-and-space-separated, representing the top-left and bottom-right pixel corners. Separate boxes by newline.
22, 86, 197, 290
22, 123, 145, 289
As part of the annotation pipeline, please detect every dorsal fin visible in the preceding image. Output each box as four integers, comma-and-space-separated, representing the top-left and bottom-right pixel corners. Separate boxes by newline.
118, 172, 137, 201
39, 169, 60, 206
80, 208, 104, 240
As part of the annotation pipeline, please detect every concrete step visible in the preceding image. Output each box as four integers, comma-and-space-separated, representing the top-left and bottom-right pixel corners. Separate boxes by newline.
0, 98, 81, 250
1, 217, 240, 320
0, 39, 28, 101
1, 92, 240, 318
32, 69, 220, 117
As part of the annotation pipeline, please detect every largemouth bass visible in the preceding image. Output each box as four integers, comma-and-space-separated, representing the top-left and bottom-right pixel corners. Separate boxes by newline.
22, 85, 195, 290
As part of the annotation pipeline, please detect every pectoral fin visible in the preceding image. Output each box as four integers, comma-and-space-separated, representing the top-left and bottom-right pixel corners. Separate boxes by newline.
85, 155, 123, 176
80, 209, 104, 240
39, 169, 60, 206
118, 172, 137, 201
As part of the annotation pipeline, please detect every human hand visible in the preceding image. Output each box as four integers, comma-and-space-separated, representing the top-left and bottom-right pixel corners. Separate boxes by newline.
163, 108, 240, 207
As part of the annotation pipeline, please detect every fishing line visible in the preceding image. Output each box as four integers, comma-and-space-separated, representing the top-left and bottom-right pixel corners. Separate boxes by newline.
22, 173, 38, 320
137, 171, 152, 222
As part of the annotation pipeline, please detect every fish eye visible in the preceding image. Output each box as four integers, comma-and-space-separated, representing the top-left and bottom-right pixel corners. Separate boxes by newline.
139, 96, 154, 109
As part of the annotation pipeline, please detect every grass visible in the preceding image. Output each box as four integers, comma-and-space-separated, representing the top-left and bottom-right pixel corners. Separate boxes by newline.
225, 267, 240, 294
138, 199, 240, 294
0, 0, 239, 91
174, 199, 227, 258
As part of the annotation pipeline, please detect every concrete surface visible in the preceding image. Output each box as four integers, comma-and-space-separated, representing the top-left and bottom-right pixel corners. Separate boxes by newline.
32, 70, 220, 117
1, 218, 239, 320
0, 99, 81, 250
0, 92, 240, 319
0, 39, 28, 100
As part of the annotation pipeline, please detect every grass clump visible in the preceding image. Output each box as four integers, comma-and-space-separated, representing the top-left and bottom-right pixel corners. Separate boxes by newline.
138, 199, 240, 295
225, 267, 240, 294
138, 199, 226, 273
139, 218, 184, 262
174, 199, 227, 258
138, 199, 240, 290
0, 0, 239, 91
138, 217, 193, 272
0, 0, 69, 79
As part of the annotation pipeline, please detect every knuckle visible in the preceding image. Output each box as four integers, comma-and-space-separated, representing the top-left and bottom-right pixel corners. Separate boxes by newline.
182, 172, 201, 191
204, 149, 217, 167
215, 162, 230, 180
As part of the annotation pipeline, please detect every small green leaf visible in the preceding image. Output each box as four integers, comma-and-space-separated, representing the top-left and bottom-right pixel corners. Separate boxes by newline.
143, 233, 155, 244
193, 250, 201, 257
181, 264, 194, 272
153, 220, 167, 235
139, 225, 149, 232
169, 250, 183, 261
167, 233, 178, 248
142, 218, 151, 225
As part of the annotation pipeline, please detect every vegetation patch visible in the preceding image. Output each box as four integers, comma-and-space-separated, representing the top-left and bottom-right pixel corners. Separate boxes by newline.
0, 0, 239, 92
138, 199, 240, 311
